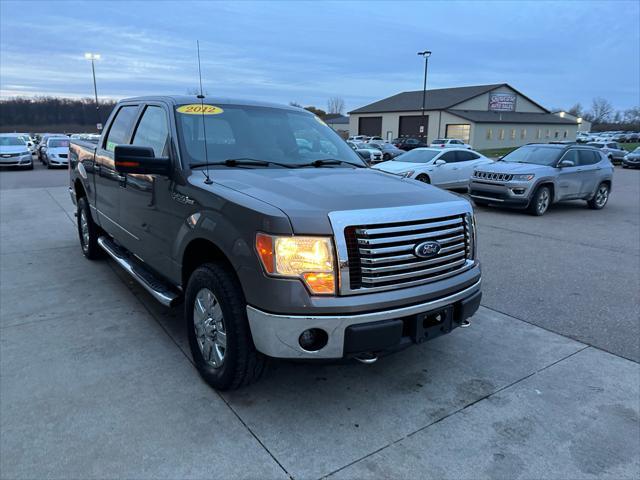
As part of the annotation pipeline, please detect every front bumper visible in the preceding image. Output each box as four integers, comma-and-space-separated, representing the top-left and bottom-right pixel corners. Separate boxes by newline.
47, 156, 69, 165
247, 279, 481, 359
0, 155, 33, 167
623, 157, 640, 167
469, 179, 531, 207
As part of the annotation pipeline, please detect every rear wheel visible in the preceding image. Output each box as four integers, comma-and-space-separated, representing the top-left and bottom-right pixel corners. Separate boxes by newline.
528, 186, 551, 216
186, 263, 267, 391
77, 197, 104, 259
587, 183, 610, 210
415, 174, 430, 184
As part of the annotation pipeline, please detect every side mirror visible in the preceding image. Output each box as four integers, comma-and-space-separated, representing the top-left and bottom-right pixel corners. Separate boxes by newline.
114, 145, 170, 175
434, 159, 446, 166
557, 159, 575, 168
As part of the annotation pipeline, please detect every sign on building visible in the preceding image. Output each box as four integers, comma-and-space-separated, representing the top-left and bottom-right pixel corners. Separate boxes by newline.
488, 93, 517, 112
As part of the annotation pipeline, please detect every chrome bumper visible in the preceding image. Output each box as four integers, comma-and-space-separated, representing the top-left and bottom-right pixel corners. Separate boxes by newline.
246, 279, 481, 359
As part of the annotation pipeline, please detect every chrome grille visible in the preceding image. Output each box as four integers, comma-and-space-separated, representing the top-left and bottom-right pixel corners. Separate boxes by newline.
473, 171, 513, 182
345, 214, 471, 291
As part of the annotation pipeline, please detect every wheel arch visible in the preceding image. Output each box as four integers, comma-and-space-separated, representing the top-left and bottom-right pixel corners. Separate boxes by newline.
181, 237, 241, 293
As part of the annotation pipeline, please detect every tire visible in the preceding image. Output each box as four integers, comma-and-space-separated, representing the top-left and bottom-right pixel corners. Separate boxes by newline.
186, 263, 267, 391
77, 196, 104, 259
415, 174, 430, 184
528, 185, 551, 216
587, 182, 610, 210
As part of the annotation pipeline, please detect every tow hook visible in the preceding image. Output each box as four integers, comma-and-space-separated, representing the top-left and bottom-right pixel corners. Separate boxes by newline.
461, 319, 471, 328
354, 352, 378, 364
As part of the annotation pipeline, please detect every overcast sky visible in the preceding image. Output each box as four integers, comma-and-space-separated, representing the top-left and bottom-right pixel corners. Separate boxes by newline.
1, 0, 638, 113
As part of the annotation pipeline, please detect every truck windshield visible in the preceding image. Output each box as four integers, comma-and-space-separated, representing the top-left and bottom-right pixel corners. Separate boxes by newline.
501, 146, 562, 165
175, 104, 365, 168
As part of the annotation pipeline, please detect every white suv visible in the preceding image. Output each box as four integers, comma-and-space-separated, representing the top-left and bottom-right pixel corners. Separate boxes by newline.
430, 138, 472, 149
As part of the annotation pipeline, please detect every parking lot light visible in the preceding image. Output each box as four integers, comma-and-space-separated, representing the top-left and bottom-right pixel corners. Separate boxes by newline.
417, 50, 432, 142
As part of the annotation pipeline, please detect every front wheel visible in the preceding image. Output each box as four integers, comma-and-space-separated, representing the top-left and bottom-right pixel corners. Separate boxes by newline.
186, 263, 267, 391
587, 183, 610, 210
528, 186, 551, 216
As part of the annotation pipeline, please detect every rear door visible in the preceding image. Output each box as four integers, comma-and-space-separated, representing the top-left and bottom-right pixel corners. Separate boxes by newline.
94, 104, 140, 243
453, 150, 482, 187
577, 149, 601, 195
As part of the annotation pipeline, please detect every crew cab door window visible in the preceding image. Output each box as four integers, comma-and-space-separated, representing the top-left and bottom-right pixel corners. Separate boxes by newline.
104, 106, 138, 152
132, 106, 169, 156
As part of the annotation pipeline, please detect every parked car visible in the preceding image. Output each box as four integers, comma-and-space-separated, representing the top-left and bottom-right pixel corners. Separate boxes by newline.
366, 141, 405, 160
469, 143, 613, 216
365, 136, 384, 143
36, 134, 66, 162
395, 137, 429, 151
348, 135, 370, 142
42, 137, 71, 168
0, 133, 33, 169
348, 141, 383, 164
69, 95, 481, 391
374, 147, 492, 189
430, 138, 472, 149
625, 132, 639, 143
586, 141, 627, 164
622, 147, 640, 168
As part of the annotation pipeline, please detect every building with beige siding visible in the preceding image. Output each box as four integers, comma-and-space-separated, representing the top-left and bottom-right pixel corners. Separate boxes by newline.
348, 84, 578, 150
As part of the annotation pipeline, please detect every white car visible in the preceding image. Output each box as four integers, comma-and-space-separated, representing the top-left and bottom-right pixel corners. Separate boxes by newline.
42, 137, 70, 168
348, 141, 383, 164
430, 138, 472, 149
373, 147, 493, 189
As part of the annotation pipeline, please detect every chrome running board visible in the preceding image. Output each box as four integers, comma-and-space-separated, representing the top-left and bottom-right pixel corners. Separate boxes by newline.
98, 236, 179, 307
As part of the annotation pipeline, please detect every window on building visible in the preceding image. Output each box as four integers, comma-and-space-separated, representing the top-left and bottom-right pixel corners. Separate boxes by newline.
510, 128, 516, 140
563, 130, 568, 139
521, 128, 527, 139
546, 129, 551, 138
499, 129, 505, 141
486, 128, 493, 140
444, 124, 471, 143
554, 131, 559, 139
537, 129, 542, 139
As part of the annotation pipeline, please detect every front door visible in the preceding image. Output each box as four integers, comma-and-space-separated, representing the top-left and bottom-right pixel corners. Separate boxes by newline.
555, 149, 582, 199
118, 103, 186, 280
432, 150, 459, 186
94, 104, 140, 244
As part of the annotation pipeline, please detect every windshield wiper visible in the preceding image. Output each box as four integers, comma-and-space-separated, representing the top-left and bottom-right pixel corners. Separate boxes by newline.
297, 158, 365, 168
190, 158, 296, 169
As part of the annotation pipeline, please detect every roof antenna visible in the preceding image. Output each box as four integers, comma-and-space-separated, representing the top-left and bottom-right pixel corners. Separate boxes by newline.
196, 40, 212, 184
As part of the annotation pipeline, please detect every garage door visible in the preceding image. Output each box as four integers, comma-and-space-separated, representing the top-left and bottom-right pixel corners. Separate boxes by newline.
358, 117, 382, 136
399, 115, 428, 139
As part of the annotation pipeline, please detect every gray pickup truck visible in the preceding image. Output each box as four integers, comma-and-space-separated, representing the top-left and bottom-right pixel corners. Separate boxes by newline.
469, 143, 613, 216
69, 95, 481, 390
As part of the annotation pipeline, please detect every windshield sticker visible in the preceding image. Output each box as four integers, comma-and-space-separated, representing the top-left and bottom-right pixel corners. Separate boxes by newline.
177, 104, 224, 115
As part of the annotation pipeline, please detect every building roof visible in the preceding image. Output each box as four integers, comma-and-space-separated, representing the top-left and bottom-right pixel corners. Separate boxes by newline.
324, 114, 349, 125
447, 109, 576, 125
349, 83, 550, 114
349, 84, 504, 114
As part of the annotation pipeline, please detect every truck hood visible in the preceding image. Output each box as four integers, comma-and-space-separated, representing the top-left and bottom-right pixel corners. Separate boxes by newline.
373, 160, 431, 174
475, 162, 553, 175
208, 167, 468, 234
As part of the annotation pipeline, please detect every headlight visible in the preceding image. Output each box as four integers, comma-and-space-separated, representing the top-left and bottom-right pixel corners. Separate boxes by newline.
256, 234, 336, 295
400, 170, 415, 178
512, 174, 535, 181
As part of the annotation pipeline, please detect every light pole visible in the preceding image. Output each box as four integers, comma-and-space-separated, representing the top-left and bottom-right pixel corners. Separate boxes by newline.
417, 50, 431, 142
84, 52, 101, 130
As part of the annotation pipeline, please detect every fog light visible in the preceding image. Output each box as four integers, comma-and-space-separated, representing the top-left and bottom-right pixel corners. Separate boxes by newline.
512, 188, 526, 195
298, 328, 328, 351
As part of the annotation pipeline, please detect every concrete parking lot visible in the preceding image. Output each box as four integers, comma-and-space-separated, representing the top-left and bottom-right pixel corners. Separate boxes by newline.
1, 162, 639, 479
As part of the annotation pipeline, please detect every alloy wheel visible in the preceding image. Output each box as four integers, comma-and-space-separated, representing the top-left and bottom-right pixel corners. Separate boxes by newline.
595, 185, 609, 207
193, 288, 227, 368
537, 189, 550, 214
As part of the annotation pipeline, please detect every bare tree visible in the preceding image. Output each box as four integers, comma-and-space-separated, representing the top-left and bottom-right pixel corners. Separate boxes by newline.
623, 106, 640, 124
590, 97, 614, 124
567, 103, 583, 117
327, 96, 345, 115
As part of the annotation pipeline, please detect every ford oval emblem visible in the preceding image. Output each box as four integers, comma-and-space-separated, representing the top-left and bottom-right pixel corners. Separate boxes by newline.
414, 241, 441, 258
